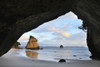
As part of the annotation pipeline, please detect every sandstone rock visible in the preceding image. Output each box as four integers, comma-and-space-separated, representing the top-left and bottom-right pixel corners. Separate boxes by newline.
26, 36, 39, 49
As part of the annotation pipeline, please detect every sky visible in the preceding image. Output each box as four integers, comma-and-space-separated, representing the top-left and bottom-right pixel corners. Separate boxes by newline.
18, 11, 87, 47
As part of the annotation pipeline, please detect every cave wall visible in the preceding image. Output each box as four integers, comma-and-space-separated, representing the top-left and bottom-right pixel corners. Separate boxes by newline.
0, 0, 100, 59
73, 0, 100, 58
0, 0, 73, 56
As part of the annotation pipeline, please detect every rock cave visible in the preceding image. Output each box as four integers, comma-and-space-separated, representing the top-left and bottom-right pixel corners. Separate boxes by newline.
0, 0, 100, 59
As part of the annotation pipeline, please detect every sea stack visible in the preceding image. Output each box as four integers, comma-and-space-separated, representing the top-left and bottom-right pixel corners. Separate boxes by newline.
26, 36, 39, 49
60, 45, 63, 48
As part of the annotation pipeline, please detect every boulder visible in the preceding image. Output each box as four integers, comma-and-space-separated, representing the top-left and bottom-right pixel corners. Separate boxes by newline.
60, 45, 63, 48
58, 59, 66, 63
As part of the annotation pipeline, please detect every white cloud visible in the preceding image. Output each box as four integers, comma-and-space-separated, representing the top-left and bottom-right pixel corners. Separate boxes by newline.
49, 26, 70, 37
18, 34, 29, 42
58, 11, 77, 21
31, 11, 78, 34
52, 31, 87, 47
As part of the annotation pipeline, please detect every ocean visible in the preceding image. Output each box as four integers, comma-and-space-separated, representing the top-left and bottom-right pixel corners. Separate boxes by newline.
17, 46, 91, 62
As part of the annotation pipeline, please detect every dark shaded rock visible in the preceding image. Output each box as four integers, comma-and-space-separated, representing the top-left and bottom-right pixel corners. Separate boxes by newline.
73, 55, 77, 57
58, 59, 66, 63
12, 42, 20, 49
73, 0, 100, 59
39, 48, 43, 50
0, 0, 72, 56
0, 0, 100, 60
90, 55, 100, 60
60, 45, 63, 48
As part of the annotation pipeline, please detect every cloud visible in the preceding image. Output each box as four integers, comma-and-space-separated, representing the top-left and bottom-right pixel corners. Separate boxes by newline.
31, 11, 78, 34
31, 24, 50, 33
57, 11, 77, 21
18, 11, 86, 47
61, 32, 70, 37
52, 31, 87, 47
18, 34, 29, 42
66, 12, 77, 19
38, 31, 87, 47
49, 27, 70, 37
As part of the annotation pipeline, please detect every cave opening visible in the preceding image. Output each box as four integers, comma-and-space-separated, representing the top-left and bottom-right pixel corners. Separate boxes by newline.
16, 11, 91, 61
18, 11, 87, 47
1, 1, 100, 66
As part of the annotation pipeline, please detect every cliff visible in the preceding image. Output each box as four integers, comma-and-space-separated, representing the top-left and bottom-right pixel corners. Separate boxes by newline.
26, 36, 39, 49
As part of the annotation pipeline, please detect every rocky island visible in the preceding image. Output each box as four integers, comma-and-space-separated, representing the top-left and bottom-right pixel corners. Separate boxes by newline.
26, 36, 39, 49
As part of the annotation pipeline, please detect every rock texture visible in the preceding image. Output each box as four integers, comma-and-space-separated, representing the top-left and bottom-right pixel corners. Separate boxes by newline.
0, 0, 100, 59
26, 36, 39, 49
12, 42, 20, 49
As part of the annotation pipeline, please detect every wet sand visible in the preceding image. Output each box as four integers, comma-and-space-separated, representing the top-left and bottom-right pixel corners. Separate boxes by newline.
0, 49, 100, 67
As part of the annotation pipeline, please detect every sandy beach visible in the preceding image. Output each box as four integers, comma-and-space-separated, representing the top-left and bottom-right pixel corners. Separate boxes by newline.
0, 49, 100, 67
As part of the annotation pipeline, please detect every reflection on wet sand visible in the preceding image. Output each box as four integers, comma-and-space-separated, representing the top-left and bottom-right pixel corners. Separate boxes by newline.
26, 51, 38, 59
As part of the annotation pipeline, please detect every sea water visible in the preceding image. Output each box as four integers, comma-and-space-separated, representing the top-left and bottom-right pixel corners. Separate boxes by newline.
18, 46, 91, 62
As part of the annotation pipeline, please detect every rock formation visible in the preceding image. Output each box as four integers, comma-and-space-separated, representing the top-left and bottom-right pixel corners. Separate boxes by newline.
58, 59, 66, 63
26, 36, 39, 49
12, 42, 20, 49
0, 0, 100, 59
60, 45, 63, 48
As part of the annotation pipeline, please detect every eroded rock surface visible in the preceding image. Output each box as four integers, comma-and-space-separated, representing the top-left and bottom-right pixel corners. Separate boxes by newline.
26, 36, 39, 49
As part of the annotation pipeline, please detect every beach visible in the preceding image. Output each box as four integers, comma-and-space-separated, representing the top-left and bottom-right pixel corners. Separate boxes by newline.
0, 49, 100, 67
20, 46, 91, 61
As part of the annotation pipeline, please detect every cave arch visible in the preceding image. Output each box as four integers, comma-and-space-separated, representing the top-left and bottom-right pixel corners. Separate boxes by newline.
18, 11, 87, 48
0, 0, 100, 59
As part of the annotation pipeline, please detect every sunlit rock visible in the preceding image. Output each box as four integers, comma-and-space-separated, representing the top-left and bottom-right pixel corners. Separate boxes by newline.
26, 36, 39, 49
